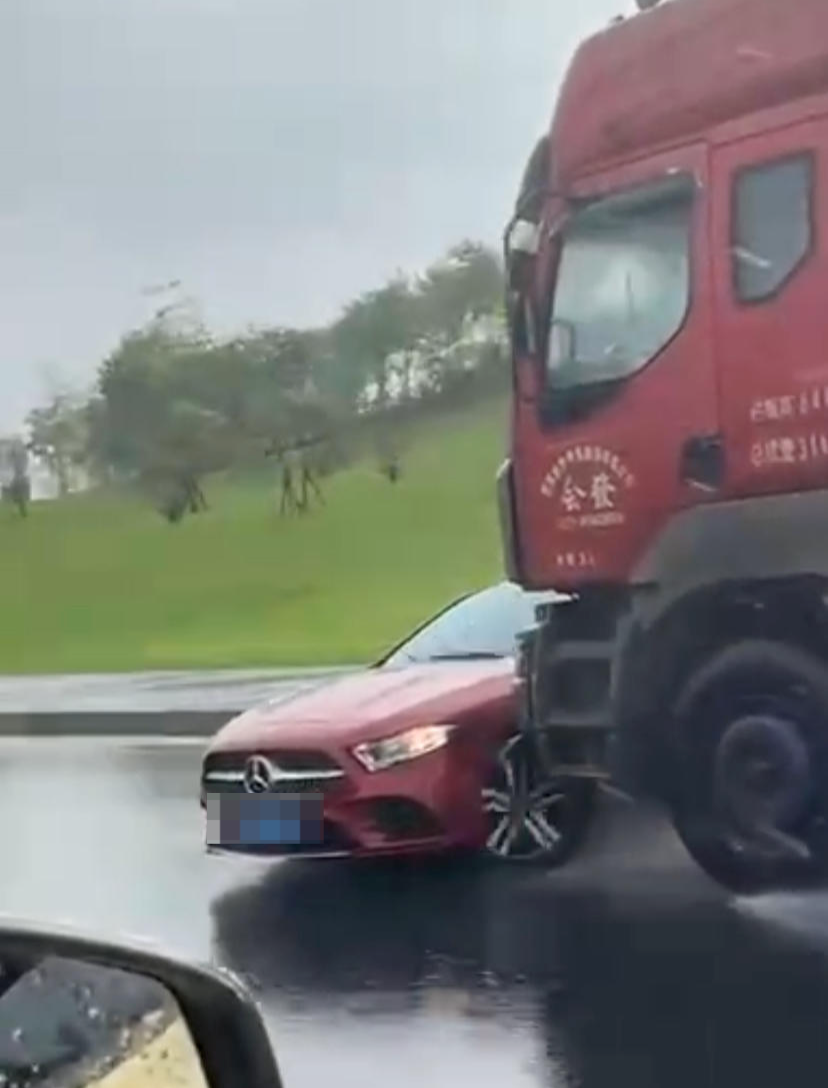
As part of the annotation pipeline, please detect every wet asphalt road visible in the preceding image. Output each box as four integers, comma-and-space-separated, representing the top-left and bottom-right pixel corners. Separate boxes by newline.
4, 738, 828, 1088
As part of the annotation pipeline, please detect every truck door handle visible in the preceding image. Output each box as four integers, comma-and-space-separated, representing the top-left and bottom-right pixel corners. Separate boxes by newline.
680, 434, 724, 491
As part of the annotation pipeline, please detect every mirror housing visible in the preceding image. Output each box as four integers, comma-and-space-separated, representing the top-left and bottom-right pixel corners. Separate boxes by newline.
0, 920, 282, 1088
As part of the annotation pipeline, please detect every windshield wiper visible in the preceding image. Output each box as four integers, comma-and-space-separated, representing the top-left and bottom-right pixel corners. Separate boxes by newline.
429, 652, 505, 662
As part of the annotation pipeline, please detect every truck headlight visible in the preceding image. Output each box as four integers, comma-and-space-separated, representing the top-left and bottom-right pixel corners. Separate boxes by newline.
352, 725, 455, 773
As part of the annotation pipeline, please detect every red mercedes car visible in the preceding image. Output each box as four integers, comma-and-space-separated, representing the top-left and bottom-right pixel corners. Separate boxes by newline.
202, 582, 596, 864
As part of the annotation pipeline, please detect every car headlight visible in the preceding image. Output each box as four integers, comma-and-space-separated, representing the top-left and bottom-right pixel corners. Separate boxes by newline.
352, 724, 455, 773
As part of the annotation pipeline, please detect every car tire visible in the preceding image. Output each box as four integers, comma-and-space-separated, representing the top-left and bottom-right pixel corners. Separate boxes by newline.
481, 735, 596, 866
671, 640, 828, 894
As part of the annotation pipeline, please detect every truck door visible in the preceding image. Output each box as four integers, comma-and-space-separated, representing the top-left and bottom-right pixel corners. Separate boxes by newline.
513, 143, 720, 587
712, 115, 828, 499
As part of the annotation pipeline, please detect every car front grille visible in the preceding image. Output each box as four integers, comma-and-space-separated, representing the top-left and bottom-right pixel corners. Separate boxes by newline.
202, 749, 346, 795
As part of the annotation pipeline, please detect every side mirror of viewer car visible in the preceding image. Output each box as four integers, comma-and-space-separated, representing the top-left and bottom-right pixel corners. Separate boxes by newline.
0, 919, 282, 1088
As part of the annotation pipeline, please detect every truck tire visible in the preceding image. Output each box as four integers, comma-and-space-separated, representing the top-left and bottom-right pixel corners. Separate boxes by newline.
481, 736, 597, 866
671, 640, 828, 893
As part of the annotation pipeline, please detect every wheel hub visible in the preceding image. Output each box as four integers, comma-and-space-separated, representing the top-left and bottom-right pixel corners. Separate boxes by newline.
482, 738, 568, 860
714, 714, 813, 833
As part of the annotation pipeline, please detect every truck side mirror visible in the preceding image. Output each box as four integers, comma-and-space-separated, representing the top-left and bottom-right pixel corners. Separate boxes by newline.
0, 921, 283, 1088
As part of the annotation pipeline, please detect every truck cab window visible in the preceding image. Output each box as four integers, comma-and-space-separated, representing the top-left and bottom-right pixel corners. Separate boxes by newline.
732, 155, 813, 303
546, 176, 694, 391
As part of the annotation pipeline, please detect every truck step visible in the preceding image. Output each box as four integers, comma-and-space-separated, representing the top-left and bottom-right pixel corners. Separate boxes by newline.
542, 763, 611, 781
542, 640, 615, 663
539, 711, 612, 731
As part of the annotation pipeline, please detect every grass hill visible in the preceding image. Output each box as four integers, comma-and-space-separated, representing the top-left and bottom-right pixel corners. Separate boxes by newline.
1, 397, 508, 673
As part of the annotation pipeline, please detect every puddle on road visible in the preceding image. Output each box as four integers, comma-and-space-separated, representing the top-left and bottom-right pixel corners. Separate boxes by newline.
734, 889, 828, 951
8, 741, 828, 1088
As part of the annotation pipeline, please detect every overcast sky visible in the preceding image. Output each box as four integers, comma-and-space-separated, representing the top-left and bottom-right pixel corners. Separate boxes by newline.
1, 0, 629, 429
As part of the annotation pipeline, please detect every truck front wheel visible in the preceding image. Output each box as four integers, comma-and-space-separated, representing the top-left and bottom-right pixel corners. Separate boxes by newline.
671, 640, 828, 893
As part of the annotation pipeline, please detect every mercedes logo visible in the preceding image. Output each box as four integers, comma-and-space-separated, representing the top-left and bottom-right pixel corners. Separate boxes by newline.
244, 755, 275, 794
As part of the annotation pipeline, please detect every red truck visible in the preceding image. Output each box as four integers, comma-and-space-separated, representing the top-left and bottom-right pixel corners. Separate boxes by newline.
500, 0, 828, 891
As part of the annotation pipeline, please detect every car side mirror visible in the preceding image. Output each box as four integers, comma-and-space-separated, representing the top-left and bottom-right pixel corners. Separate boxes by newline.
0, 920, 282, 1088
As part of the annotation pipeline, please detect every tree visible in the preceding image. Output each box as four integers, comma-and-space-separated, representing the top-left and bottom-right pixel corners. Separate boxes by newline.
421, 242, 503, 339
0, 438, 31, 517
416, 242, 504, 395
27, 394, 90, 497
92, 324, 235, 520
138, 399, 231, 521
333, 278, 418, 411
23, 236, 505, 520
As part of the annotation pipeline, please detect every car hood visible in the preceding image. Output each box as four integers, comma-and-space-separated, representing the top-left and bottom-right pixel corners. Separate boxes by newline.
209, 659, 515, 751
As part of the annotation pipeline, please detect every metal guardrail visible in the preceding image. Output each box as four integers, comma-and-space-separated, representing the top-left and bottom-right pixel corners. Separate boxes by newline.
0, 668, 359, 736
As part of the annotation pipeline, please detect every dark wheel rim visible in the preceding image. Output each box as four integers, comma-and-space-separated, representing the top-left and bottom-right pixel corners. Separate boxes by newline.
711, 712, 815, 861
680, 674, 826, 878
482, 737, 571, 860
715, 715, 813, 829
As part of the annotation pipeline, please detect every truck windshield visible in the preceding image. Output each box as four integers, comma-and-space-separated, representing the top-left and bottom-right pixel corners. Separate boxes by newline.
547, 176, 694, 390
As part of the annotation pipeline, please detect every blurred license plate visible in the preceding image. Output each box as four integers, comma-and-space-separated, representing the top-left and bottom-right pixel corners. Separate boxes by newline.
205, 794, 323, 847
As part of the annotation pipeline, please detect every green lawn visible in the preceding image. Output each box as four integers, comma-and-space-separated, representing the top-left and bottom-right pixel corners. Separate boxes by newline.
1, 398, 508, 673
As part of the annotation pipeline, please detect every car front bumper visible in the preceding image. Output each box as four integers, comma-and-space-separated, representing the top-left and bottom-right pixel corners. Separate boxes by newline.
201, 738, 485, 860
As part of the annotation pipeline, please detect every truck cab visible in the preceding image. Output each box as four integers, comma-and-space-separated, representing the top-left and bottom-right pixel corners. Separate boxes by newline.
502, 0, 828, 891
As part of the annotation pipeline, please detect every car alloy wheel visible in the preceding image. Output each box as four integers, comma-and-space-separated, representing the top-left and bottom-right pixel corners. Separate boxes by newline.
481, 735, 595, 864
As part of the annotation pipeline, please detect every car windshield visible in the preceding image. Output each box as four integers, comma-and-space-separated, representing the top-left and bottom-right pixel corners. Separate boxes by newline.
382, 584, 551, 667
547, 177, 694, 389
